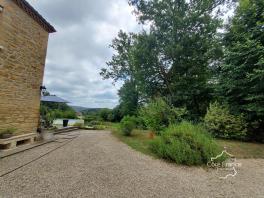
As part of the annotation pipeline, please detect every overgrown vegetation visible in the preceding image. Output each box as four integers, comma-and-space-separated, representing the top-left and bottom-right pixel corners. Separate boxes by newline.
88, 0, 264, 166
150, 122, 222, 165
41, 102, 77, 119
219, 0, 264, 142
82, 108, 124, 124
120, 116, 137, 136
204, 102, 247, 140
40, 102, 77, 128
139, 98, 187, 134
100, 0, 264, 143
111, 124, 264, 160
0, 128, 16, 138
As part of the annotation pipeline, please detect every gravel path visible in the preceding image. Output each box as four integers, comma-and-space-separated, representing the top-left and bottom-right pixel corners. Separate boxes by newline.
0, 130, 263, 198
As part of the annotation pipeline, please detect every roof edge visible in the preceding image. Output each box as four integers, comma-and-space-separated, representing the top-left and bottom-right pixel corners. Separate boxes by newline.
12, 0, 56, 33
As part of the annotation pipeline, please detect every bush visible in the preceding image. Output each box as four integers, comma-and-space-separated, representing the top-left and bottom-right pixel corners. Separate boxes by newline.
127, 116, 146, 130
99, 109, 112, 121
204, 102, 247, 140
0, 128, 16, 135
93, 125, 106, 130
84, 115, 99, 123
120, 116, 137, 136
73, 123, 84, 128
62, 110, 78, 119
89, 120, 101, 126
150, 122, 222, 165
0, 128, 16, 139
139, 98, 188, 134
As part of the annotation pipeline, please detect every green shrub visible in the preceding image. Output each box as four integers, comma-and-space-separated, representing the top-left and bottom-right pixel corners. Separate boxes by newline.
99, 109, 112, 121
120, 116, 137, 136
62, 110, 78, 119
150, 122, 222, 165
0, 128, 16, 135
139, 98, 188, 134
73, 123, 84, 128
204, 102, 247, 140
93, 125, 106, 130
88, 120, 102, 126
127, 116, 146, 130
84, 115, 99, 123
0, 128, 16, 139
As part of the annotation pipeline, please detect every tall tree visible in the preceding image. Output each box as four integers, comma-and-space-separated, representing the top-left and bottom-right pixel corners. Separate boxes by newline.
100, 31, 136, 82
129, 0, 227, 118
102, 0, 230, 119
219, 0, 264, 140
100, 31, 167, 102
118, 80, 139, 116
128, 31, 171, 101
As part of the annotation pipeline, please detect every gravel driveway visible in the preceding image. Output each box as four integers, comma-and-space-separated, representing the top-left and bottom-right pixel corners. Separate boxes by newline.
0, 130, 263, 198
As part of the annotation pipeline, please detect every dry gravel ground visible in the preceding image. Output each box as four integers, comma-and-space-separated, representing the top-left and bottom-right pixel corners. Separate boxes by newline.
0, 130, 263, 198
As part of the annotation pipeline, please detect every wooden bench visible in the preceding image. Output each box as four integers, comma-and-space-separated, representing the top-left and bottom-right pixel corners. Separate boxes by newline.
0, 133, 37, 151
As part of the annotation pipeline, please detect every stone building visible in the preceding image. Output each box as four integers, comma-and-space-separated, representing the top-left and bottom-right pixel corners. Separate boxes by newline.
0, 0, 55, 135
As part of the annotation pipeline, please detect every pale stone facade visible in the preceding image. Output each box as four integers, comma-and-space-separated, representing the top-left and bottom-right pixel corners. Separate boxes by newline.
0, 0, 55, 135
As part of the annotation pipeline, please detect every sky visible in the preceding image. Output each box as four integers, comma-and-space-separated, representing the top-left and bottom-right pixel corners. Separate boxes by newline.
27, 0, 141, 108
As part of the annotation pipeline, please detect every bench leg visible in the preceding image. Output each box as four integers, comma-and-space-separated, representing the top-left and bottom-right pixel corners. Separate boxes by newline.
9, 141, 17, 149
30, 137, 35, 143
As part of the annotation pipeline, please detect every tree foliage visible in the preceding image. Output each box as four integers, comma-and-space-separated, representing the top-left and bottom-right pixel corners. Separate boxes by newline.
204, 102, 247, 140
101, 0, 230, 119
118, 80, 139, 116
99, 108, 112, 121
40, 102, 77, 128
139, 98, 188, 133
219, 0, 264, 139
40, 102, 77, 120
101, 0, 263, 142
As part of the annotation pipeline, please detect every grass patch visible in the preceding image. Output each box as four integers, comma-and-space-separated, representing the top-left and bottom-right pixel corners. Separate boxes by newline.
111, 125, 157, 158
217, 139, 264, 159
108, 122, 264, 160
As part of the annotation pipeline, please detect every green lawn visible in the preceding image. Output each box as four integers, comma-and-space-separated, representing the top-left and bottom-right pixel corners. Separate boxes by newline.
110, 124, 264, 159
217, 139, 264, 159
111, 127, 157, 158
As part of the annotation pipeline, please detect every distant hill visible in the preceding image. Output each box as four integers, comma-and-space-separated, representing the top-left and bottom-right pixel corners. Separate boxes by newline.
69, 105, 88, 112
69, 105, 104, 113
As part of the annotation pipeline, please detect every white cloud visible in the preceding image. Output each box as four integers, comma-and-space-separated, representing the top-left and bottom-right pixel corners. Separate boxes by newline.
27, 0, 140, 108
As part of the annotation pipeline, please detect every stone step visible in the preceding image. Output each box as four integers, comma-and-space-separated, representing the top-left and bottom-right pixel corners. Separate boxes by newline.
54, 127, 79, 134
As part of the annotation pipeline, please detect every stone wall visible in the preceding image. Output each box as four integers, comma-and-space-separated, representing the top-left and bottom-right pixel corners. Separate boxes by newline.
0, 0, 49, 135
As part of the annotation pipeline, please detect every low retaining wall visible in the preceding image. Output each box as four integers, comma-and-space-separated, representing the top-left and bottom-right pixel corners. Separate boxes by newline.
53, 119, 84, 128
